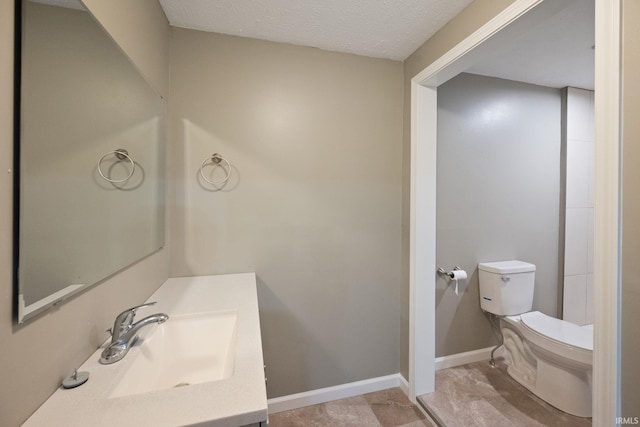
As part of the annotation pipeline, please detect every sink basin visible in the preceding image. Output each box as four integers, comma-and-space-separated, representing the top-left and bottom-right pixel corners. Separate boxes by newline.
108, 310, 238, 398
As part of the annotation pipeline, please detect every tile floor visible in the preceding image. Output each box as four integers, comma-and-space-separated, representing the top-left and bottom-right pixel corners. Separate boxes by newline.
418, 358, 592, 427
268, 387, 435, 427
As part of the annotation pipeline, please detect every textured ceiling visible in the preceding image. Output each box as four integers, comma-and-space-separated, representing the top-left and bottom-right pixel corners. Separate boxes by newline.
467, 0, 594, 90
35, 0, 594, 90
158, 0, 474, 61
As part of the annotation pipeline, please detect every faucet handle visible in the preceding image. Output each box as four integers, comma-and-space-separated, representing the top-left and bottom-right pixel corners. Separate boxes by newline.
127, 301, 158, 315
111, 301, 158, 342
117, 301, 157, 319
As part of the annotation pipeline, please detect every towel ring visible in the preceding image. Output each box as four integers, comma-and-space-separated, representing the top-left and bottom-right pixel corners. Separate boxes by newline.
98, 149, 135, 183
200, 153, 231, 185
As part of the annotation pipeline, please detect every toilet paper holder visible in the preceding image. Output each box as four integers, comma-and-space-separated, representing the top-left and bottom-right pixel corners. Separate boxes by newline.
438, 266, 467, 296
437, 266, 463, 279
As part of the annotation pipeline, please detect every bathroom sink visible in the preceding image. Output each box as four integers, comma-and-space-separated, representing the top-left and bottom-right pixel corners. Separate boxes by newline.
108, 310, 238, 398
24, 274, 267, 427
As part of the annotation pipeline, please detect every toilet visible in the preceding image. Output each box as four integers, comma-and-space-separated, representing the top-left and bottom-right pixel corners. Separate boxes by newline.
478, 260, 592, 418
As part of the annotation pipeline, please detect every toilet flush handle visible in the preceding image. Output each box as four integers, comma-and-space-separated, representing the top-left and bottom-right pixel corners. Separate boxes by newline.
501, 276, 510, 282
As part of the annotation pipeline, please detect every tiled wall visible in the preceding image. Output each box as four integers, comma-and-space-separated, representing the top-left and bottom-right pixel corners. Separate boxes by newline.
563, 87, 594, 325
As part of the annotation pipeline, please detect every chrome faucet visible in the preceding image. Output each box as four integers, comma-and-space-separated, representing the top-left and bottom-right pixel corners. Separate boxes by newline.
100, 302, 169, 365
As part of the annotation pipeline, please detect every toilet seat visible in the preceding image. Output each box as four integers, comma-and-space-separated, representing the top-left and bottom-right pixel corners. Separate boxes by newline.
520, 311, 593, 351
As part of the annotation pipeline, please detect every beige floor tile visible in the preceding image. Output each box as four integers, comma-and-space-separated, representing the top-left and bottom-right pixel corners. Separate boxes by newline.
397, 420, 436, 427
419, 359, 592, 427
364, 388, 428, 427
268, 388, 434, 427
269, 397, 382, 427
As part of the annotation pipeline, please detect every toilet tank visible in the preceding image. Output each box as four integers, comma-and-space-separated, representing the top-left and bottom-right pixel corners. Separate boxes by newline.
478, 260, 536, 316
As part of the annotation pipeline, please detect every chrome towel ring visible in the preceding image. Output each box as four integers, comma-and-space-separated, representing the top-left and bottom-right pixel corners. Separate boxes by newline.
200, 153, 231, 185
98, 149, 135, 183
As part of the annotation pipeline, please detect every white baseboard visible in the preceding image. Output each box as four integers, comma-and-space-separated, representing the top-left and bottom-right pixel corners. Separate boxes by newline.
268, 374, 406, 414
267, 347, 496, 416
435, 346, 498, 371
398, 373, 409, 396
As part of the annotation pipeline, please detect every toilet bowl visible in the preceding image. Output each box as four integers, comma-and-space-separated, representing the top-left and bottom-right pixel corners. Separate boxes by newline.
501, 312, 592, 417
478, 260, 593, 418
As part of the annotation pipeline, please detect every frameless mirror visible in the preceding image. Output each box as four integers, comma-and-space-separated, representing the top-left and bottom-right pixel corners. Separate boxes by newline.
15, 0, 166, 323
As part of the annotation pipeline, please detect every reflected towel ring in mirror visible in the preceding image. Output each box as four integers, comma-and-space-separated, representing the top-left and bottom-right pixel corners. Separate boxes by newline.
200, 153, 231, 185
98, 149, 136, 183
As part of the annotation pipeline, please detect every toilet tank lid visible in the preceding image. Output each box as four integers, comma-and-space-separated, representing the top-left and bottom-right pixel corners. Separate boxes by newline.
478, 260, 535, 274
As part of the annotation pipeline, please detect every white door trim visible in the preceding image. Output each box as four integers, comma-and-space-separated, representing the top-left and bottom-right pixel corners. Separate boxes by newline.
408, 0, 620, 424
408, 0, 543, 401
593, 0, 621, 423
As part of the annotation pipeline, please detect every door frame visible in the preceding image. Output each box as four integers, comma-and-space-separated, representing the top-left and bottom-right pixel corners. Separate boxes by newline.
408, 1, 620, 424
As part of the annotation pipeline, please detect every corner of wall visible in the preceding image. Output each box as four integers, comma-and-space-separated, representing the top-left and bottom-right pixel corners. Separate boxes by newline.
82, 0, 170, 98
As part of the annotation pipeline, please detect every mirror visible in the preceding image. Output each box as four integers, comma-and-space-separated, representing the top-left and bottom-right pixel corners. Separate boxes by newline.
15, 0, 166, 323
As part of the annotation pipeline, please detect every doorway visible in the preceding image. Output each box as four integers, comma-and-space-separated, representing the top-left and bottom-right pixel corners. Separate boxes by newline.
408, 1, 620, 425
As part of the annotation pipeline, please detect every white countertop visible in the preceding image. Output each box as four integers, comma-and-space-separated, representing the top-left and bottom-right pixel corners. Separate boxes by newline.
24, 273, 268, 427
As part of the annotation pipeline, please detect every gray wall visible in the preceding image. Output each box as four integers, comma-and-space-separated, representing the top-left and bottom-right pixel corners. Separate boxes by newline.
401, 0, 519, 377
435, 73, 561, 356
620, 0, 640, 416
168, 28, 404, 398
0, 1, 170, 425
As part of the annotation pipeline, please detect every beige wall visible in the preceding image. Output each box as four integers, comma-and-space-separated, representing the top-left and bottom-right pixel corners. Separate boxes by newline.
21, 3, 165, 306
169, 28, 404, 398
82, 0, 169, 96
400, 0, 517, 377
620, 0, 640, 416
0, 1, 169, 425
